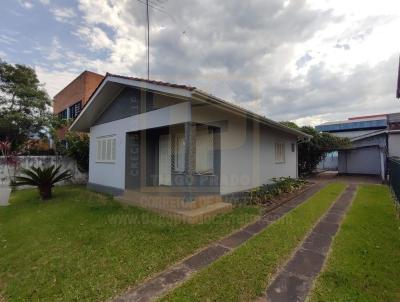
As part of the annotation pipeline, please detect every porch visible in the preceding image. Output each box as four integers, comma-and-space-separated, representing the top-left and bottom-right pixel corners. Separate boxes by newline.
119, 122, 231, 222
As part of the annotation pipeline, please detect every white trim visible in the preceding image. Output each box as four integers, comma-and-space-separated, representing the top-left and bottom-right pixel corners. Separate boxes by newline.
95, 135, 116, 163
107, 76, 193, 98
275, 142, 286, 164
191, 91, 311, 139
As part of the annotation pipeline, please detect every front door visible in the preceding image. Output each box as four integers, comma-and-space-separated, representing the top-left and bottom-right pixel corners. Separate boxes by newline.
159, 134, 171, 185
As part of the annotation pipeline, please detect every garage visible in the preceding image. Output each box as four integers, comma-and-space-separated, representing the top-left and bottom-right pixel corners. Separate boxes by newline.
338, 146, 383, 176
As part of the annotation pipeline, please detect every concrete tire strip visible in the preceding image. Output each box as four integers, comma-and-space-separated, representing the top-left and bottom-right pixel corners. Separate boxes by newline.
112, 183, 325, 302
262, 184, 357, 302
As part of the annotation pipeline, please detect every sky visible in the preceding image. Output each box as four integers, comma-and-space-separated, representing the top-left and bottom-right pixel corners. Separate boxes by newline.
1, 0, 400, 125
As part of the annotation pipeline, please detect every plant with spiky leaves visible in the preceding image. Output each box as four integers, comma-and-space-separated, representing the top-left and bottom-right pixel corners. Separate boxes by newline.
14, 165, 72, 200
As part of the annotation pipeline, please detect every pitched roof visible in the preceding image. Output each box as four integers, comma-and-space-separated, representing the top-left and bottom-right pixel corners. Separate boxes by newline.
70, 73, 311, 139
106, 73, 196, 91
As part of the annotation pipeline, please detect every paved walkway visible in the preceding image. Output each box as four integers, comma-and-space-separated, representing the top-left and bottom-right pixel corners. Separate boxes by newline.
113, 183, 326, 302
262, 184, 357, 302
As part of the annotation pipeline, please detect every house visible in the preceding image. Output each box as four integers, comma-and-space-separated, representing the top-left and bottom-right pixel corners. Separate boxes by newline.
316, 113, 400, 181
70, 73, 310, 222
53, 71, 104, 140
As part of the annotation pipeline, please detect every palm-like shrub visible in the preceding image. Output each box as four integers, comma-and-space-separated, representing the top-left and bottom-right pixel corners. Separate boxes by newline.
14, 165, 72, 200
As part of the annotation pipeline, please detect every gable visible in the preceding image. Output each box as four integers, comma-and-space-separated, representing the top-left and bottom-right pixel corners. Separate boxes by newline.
95, 87, 144, 125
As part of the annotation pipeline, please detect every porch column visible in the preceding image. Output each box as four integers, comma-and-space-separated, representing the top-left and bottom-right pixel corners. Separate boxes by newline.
184, 122, 196, 201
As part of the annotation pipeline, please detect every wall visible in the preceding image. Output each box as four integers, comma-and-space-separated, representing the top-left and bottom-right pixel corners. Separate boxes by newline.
192, 104, 298, 194
88, 102, 191, 192
389, 133, 400, 157
338, 147, 381, 175
53, 71, 103, 114
0, 156, 87, 186
317, 152, 338, 171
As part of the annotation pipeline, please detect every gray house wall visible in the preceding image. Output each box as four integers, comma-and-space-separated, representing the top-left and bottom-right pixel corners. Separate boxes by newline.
338, 146, 381, 175
88, 86, 300, 195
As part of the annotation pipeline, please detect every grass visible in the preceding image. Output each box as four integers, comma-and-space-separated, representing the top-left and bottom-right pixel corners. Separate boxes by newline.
308, 185, 400, 302
160, 183, 346, 301
0, 186, 259, 302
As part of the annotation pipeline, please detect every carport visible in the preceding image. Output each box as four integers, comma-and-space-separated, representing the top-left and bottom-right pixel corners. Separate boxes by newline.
338, 145, 385, 180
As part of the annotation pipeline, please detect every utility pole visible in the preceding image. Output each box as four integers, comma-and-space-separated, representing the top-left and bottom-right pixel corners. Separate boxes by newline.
146, 0, 150, 80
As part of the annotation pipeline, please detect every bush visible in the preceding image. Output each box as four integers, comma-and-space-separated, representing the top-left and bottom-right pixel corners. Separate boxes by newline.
14, 165, 72, 200
225, 177, 307, 206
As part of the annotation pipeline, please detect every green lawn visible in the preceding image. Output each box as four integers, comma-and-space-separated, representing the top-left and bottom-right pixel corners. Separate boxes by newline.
0, 186, 259, 302
308, 185, 400, 302
160, 183, 346, 302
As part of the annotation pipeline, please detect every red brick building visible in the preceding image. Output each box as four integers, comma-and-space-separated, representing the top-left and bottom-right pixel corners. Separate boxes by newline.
53, 70, 104, 118
53, 71, 104, 138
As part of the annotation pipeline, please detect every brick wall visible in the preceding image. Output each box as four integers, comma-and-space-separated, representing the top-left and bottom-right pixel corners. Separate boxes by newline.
53, 71, 104, 114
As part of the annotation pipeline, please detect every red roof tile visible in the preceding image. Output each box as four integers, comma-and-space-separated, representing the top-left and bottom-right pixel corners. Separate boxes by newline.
106, 73, 197, 91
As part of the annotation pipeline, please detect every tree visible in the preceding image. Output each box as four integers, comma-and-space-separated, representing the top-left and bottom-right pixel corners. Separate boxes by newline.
49, 117, 90, 172
0, 59, 51, 149
281, 122, 350, 175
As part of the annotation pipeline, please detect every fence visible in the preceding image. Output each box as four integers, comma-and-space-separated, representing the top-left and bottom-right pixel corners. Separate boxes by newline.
388, 157, 400, 208
0, 156, 87, 187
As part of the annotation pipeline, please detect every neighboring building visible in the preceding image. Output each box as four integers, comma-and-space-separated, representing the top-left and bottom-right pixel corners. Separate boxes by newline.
70, 73, 310, 222
316, 113, 400, 180
53, 71, 104, 139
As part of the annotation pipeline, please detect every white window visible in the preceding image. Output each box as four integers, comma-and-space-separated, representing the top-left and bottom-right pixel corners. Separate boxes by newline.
275, 142, 285, 163
196, 129, 214, 173
172, 133, 185, 172
96, 136, 116, 163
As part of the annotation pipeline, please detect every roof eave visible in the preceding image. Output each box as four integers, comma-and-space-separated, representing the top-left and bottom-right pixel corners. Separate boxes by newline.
191, 90, 312, 140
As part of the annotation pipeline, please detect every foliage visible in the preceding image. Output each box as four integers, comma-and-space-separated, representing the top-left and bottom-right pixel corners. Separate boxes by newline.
225, 177, 307, 206
161, 183, 346, 302
0, 186, 259, 301
49, 117, 89, 172
64, 132, 89, 172
19, 139, 54, 155
281, 122, 351, 175
0, 59, 51, 150
14, 165, 72, 200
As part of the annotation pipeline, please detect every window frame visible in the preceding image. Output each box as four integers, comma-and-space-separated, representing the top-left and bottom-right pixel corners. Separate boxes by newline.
195, 128, 214, 174
172, 133, 185, 173
275, 142, 286, 164
96, 135, 117, 163
69, 101, 82, 119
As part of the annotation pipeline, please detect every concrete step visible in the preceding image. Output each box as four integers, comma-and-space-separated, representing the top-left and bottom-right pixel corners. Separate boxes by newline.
120, 190, 223, 210
171, 202, 233, 224
116, 194, 232, 224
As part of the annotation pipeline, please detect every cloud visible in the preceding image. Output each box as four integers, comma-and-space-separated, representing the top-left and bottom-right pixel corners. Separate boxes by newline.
33, 0, 400, 125
35, 66, 80, 98
18, 1, 33, 9
50, 7, 76, 23
75, 26, 113, 50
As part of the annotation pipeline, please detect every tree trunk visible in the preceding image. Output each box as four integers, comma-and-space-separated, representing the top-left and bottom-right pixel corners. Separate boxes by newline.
38, 185, 52, 200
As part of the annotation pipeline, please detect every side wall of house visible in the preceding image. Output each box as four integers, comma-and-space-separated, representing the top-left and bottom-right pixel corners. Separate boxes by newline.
389, 133, 400, 157
192, 105, 298, 194
88, 102, 191, 194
